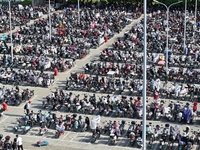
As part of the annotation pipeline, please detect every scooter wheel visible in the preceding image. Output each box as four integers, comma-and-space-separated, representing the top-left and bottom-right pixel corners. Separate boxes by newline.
82, 128, 85, 132
91, 138, 96, 143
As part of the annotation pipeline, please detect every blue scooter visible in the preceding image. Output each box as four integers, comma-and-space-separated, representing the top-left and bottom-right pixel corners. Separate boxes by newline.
74, 119, 79, 132
119, 120, 126, 134
78, 116, 86, 132
13, 118, 22, 132
37, 141, 49, 147
23, 120, 32, 134
72, 116, 85, 132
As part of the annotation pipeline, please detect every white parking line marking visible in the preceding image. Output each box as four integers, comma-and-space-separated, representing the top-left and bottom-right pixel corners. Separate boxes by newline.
116, 130, 128, 147
66, 65, 77, 74
163, 145, 167, 150
0, 116, 9, 123
62, 132, 70, 140
79, 132, 89, 142
65, 140, 91, 145
31, 95, 38, 100
125, 139, 130, 147
7, 106, 21, 109
154, 142, 159, 150
17, 133, 91, 143
116, 137, 124, 146
23, 134, 40, 138
70, 133, 78, 141
105, 141, 133, 149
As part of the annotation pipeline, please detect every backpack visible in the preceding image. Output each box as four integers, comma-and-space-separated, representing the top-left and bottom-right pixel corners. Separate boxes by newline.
24, 103, 27, 109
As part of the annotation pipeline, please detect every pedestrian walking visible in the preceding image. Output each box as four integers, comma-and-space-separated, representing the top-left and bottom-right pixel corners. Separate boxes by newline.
12, 137, 17, 150
24, 100, 31, 115
16, 134, 23, 150
2, 102, 8, 111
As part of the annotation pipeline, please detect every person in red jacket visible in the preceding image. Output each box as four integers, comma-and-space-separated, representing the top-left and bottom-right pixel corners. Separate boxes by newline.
104, 36, 108, 42
54, 67, 58, 76
193, 102, 198, 112
2, 102, 8, 111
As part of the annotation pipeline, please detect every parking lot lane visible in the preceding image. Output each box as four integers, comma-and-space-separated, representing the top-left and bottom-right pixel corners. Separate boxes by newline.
76, 132, 91, 143
0, 116, 9, 124
23, 142, 82, 150
59, 132, 77, 141
96, 135, 109, 145
116, 137, 129, 147
61, 131, 70, 140
27, 127, 40, 137
54, 140, 88, 150
147, 141, 159, 150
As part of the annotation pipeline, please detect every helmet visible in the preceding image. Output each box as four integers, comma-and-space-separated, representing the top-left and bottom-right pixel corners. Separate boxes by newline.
182, 132, 187, 137
186, 126, 190, 131
122, 120, 126, 124
194, 102, 198, 106
131, 121, 135, 125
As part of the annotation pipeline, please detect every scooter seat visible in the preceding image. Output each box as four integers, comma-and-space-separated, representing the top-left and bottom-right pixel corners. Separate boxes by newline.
137, 137, 142, 141
110, 134, 115, 137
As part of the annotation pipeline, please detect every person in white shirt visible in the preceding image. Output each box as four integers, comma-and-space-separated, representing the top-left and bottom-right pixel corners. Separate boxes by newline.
56, 122, 65, 134
16, 134, 23, 150
24, 100, 31, 115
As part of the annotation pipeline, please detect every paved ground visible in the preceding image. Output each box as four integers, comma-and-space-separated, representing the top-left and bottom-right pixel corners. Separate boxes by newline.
0, 12, 200, 150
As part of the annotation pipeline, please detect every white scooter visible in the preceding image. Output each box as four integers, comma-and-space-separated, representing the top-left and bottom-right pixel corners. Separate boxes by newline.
174, 85, 181, 98
167, 84, 175, 97
155, 109, 161, 120
177, 111, 183, 123
191, 111, 197, 123
164, 107, 173, 121
109, 133, 117, 145
136, 137, 143, 148
153, 127, 159, 140
39, 125, 48, 135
